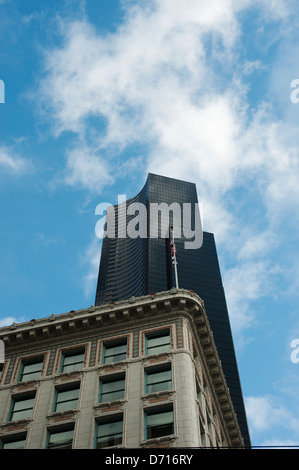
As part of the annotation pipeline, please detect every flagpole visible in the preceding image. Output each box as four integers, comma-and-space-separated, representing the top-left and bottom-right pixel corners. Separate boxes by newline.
170, 224, 179, 289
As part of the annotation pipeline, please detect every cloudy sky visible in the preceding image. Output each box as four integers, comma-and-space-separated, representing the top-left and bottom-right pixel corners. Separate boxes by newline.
1, 0, 299, 448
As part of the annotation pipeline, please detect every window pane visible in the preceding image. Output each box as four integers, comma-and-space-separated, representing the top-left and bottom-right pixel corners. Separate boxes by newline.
55, 388, 79, 412
48, 429, 74, 449
63, 353, 84, 365
21, 361, 43, 381
148, 343, 170, 354
97, 418, 123, 448
100, 378, 125, 402
147, 410, 173, 427
147, 332, 170, 355
147, 369, 171, 385
104, 343, 127, 364
146, 409, 174, 439
2, 438, 26, 449
148, 336, 168, 347
11, 397, 35, 421
13, 397, 35, 411
62, 352, 84, 372
11, 408, 33, 421
147, 368, 171, 393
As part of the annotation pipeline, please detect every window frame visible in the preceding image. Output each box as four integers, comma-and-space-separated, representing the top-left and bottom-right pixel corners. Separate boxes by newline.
0, 434, 27, 449
95, 414, 123, 449
145, 363, 172, 394
46, 426, 74, 449
60, 348, 85, 374
102, 339, 127, 365
145, 329, 171, 356
19, 357, 44, 382
53, 383, 80, 413
99, 374, 126, 403
144, 405, 174, 441
8, 393, 36, 422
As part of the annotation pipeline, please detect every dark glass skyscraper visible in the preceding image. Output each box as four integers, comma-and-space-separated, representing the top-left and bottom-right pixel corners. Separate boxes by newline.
95, 173, 250, 447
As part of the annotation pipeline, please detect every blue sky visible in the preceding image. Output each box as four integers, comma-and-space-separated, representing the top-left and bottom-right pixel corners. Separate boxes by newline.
1, 0, 299, 448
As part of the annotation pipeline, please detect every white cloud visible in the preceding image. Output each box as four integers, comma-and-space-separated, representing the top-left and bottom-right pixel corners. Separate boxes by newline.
37, 0, 246, 192
237, 232, 279, 261
37, 1, 299, 205
223, 260, 281, 340
245, 395, 299, 435
0, 316, 17, 327
0, 146, 32, 175
254, 0, 293, 20
242, 59, 265, 75
64, 144, 113, 192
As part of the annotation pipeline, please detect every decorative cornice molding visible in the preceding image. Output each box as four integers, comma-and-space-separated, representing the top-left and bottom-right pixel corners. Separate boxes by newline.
0, 289, 202, 346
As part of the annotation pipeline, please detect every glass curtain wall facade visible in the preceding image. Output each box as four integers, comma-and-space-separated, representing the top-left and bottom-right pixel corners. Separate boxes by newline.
95, 173, 250, 448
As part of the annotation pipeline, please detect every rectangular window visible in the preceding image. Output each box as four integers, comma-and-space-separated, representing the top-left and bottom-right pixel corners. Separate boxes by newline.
145, 406, 174, 440
146, 330, 171, 355
96, 416, 123, 448
47, 427, 74, 449
54, 385, 80, 412
19, 358, 43, 382
145, 364, 172, 394
9, 394, 35, 422
100, 375, 125, 402
1, 436, 27, 449
103, 340, 127, 364
61, 350, 85, 373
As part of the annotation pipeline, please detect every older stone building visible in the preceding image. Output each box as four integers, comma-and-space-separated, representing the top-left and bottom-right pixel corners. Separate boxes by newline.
0, 289, 244, 449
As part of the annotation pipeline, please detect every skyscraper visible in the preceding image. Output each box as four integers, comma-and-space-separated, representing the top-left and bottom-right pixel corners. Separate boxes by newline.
95, 173, 250, 447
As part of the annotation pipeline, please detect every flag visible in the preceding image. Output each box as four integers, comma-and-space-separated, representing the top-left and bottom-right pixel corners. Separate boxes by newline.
169, 240, 177, 265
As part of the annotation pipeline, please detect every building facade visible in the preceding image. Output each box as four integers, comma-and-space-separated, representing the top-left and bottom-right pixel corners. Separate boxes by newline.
95, 173, 250, 447
0, 290, 243, 449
